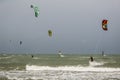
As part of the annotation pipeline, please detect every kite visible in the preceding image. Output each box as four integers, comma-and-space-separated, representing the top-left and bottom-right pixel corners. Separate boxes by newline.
102, 19, 108, 31
31, 5, 40, 17
48, 30, 52, 37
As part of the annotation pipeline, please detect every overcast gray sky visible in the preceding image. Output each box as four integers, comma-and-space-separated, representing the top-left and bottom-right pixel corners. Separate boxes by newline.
0, 0, 120, 54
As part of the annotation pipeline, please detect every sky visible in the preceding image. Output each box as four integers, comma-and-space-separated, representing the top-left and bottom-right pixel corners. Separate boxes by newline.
0, 0, 120, 54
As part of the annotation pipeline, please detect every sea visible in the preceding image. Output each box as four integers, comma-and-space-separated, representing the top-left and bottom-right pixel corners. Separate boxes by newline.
0, 53, 120, 80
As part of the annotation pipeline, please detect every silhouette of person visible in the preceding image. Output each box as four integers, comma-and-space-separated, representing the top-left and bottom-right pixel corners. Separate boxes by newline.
90, 56, 94, 62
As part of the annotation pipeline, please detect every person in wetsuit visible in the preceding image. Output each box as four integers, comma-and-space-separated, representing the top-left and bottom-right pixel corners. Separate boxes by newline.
90, 56, 94, 62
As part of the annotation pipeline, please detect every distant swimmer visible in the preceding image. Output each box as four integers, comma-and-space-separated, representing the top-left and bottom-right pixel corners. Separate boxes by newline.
90, 56, 94, 62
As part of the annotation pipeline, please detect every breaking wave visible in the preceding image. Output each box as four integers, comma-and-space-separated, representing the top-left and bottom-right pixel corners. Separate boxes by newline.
26, 65, 120, 72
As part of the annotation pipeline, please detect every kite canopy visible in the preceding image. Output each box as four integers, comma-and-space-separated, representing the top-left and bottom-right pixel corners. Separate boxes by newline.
31, 5, 40, 17
102, 19, 108, 31
48, 30, 52, 37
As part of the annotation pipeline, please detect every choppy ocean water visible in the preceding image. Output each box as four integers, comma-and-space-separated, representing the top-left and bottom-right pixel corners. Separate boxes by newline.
0, 53, 120, 80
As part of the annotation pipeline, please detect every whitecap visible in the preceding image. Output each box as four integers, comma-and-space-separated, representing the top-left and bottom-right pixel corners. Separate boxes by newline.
26, 65, 120, 72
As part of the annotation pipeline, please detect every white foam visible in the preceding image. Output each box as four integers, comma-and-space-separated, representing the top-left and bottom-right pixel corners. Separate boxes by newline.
33, 57, 39, 59
1, 68, 120, 80
60, 54, 64, 57
26, 65, 120, 72
89, 61, 105, 67
58, 52, 65, 57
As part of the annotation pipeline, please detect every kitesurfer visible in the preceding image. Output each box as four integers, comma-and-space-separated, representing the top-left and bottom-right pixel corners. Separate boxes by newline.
90, 56, 94, 62
30, 5, 40, 17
